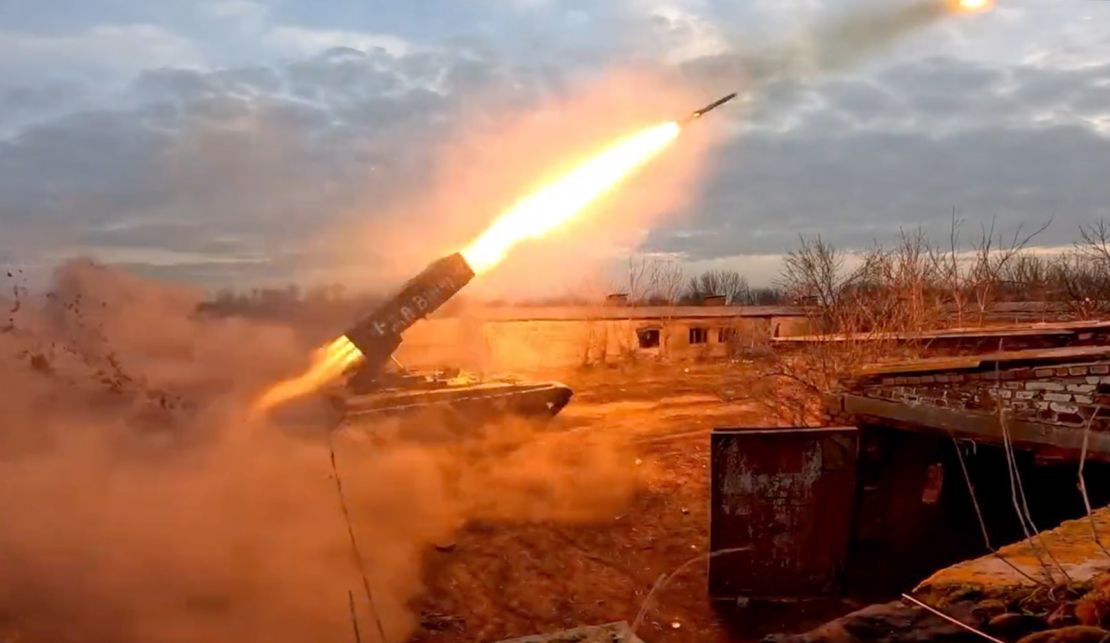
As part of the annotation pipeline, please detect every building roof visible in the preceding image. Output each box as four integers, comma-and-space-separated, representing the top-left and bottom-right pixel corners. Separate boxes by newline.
856, 344, 1110, 378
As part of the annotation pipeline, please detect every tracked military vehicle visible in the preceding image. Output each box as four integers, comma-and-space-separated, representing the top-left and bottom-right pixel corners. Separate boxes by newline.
330, 252, 571, 426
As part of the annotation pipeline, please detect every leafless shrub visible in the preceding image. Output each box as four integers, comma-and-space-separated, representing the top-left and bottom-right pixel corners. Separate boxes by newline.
767, 217, 1053, 401
999, 253, 1052, 301
577, 315, 610, 368
926, 213, 1053, 325
1046, 253, 1110, 319
852, 229, 946, 333
1046, 221, 1110, 318
765, 233, 923, 418
964, 217, 1052, 323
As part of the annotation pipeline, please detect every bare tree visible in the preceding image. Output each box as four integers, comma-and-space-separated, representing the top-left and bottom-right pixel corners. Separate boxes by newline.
927, 212, 1054, 325
849, 229, 944, 334
622, 256, 686, 305
645, 259, 686, 305
780, 235, 847, 331
686, 269, 750, 305
1078, 220, 1110, 265
624, 256, 651, 303
929, 210, 970, 325
965, 217, 1052, 322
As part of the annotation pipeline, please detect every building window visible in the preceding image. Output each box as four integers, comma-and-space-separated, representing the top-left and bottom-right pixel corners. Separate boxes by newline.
637, 327, 661, 349
688, 327, 708, 344
718, 327, 737, 343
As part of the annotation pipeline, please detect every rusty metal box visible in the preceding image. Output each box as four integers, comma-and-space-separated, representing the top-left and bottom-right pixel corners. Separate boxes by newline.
709, 427, 859, 600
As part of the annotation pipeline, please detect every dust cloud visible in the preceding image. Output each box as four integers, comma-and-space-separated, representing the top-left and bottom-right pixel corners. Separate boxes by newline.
0, 260, 640, 643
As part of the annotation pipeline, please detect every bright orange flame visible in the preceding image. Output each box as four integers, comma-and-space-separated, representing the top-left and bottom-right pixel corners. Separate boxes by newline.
952, 0, 993, 12
461, 121, 682, 274
252, 335, 364, 415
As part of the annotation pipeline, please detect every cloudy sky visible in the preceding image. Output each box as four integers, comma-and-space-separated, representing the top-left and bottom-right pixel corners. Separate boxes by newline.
1, 0, 1108, 291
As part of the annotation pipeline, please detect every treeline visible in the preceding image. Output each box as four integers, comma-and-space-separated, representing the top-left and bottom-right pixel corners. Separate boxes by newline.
616, 256, 785, 306
780, 218, 1110, 334
196, 283, 376, 321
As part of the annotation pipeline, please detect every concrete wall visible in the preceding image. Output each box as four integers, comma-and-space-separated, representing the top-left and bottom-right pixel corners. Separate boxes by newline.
771, 315, 812, 338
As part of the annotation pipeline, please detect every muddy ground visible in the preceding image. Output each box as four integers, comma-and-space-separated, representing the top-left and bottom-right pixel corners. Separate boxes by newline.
408, 361, 854, 643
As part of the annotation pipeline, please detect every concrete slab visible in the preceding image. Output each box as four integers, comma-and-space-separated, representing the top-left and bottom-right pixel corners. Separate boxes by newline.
917, 506, 1110, 591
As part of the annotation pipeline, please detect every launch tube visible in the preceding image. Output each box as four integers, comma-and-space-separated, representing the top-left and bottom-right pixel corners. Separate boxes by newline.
344, 252, 475, 369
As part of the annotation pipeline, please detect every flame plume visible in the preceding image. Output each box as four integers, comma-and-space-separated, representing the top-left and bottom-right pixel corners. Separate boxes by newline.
461, 121, 681, 274
252, 336, 363, 415
951, 0, 993, 13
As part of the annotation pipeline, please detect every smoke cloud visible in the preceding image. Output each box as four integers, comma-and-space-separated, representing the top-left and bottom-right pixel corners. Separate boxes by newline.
314, 69, 716, 301
0, 260, 639, 642
684, 0, 951, 96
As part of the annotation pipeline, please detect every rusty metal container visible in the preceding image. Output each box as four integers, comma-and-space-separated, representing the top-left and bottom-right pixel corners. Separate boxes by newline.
709, 427, 858, 600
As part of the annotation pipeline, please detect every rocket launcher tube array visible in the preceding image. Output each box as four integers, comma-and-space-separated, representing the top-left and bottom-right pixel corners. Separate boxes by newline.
343, 252, 475, 368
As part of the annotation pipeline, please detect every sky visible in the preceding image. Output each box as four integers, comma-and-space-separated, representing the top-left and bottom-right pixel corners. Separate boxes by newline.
1, 0, 1109, 292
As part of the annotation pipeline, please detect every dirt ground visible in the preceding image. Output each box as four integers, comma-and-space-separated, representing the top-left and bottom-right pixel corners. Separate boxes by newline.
408, 361, 848, 643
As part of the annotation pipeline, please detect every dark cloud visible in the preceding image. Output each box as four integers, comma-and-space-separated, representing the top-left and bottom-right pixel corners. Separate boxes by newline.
0, 45, 570, 285
640, 52, 1110, 261
739, 57, 1110, 137
0, 108, 172, 224
648, 123, 1110, 259
2, 21, 1110, 290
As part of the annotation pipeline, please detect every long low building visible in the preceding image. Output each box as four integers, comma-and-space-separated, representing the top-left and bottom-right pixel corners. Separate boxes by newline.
396, 304, 812, 370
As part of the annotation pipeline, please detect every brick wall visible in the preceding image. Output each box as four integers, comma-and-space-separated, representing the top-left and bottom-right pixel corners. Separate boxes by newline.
852, 361, 1110, 430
